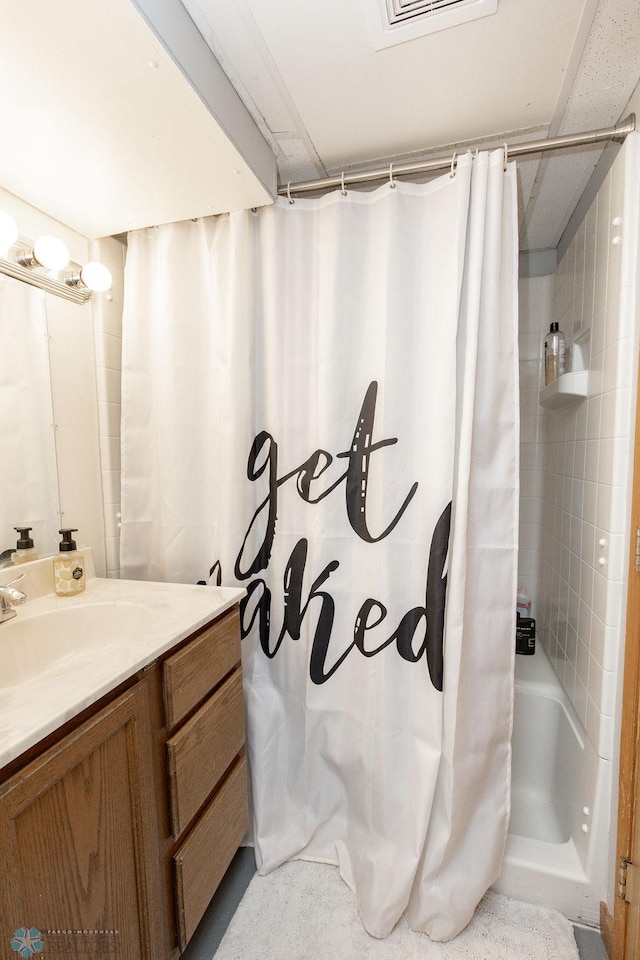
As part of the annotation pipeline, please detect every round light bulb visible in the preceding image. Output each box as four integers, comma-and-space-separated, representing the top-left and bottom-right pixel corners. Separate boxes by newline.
33, 235, 70, 272
0, 211, 18, 255
80, 261, 112, 293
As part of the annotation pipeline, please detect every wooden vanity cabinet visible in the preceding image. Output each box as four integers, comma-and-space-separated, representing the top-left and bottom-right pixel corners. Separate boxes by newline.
162, 606, 248, 953
0, 603, 247, 960
0, 679, 164, 960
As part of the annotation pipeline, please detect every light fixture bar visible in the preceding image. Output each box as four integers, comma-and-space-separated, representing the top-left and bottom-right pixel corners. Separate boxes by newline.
0, 254, 91, 303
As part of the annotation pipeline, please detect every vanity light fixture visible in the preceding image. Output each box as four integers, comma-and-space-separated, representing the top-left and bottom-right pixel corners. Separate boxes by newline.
64, 260, 113, 294
0, 211, 112, 303
17, 235, 70, 272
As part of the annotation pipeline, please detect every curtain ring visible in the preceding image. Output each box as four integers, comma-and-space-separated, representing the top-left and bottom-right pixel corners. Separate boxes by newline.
287, 181, 295, 205
389, 162, 396, 189
450, 152, 457, 179
341, 172, 347, 197
503, 143, 508, 172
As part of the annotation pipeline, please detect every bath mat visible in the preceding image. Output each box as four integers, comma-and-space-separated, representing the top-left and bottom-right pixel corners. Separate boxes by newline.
213, 859, 579, 960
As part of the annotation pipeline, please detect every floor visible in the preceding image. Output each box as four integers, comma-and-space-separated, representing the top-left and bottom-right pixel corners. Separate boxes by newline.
181, 847, 609, 960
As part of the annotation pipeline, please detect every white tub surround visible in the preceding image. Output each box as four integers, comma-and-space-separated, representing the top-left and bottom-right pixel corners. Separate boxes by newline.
0, 552, 244, 768
517, 132, 640, 916
494, 646, 608, 924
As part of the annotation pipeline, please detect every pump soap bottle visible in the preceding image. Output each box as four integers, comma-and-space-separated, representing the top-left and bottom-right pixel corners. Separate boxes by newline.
53, 529, 86, 596
12, 527, 38, 564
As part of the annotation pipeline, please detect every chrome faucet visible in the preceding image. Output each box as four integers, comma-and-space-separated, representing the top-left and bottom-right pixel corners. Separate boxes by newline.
0, 548, 16, 569
0, 574, 26, 624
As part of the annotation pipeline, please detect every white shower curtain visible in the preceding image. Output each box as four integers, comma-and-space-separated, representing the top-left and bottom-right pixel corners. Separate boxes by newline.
120, 150, 519, 941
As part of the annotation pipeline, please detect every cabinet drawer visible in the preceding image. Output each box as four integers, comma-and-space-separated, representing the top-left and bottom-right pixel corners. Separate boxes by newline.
174, 757, 248, 951
166, 668, 244, 837
164, 607, 241, 727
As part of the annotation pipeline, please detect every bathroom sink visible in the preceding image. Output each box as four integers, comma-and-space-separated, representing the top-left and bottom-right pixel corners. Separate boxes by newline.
0, 553, 246, 770
0, 602, 154, 688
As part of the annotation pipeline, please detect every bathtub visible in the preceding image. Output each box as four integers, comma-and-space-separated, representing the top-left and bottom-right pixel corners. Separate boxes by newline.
492, 644, 609, 925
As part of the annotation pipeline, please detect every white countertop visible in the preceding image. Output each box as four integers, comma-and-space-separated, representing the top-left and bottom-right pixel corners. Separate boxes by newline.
0, 553, 245, 769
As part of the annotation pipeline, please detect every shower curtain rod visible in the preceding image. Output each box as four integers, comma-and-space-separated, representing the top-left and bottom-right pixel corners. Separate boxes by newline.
278, 114, 636, 196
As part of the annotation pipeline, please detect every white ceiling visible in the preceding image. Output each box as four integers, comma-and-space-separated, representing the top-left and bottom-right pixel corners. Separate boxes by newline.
0, 0, 275, 239
1, 0, 639, 251
176, 0, 640, 251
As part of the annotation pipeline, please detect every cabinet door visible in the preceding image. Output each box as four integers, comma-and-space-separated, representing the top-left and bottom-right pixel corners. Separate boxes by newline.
0, 682, 163, 960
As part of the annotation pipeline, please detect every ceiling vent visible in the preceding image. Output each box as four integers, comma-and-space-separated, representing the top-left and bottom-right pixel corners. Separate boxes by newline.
366, 0, 498, 50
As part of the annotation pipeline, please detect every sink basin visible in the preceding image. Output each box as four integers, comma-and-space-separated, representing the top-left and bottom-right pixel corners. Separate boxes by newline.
0, 602, 154, 687
0, 553, 246, 770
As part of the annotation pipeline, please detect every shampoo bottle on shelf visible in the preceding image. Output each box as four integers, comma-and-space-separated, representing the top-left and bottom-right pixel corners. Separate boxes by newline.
516, 586, 531, 619
11, 527, 38, 564
53, 528, 86, 596
544, 322, 566, 385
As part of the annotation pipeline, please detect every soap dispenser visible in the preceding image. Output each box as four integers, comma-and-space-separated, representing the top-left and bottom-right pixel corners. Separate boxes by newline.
53, 529, 86, 596
12, 527, 38, 564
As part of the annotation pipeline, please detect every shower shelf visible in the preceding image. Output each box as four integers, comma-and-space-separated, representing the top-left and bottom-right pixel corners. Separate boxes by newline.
539, 370, 589, 409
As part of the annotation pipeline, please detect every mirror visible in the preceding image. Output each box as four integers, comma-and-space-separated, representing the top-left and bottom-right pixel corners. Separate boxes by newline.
0, 275, 60, 563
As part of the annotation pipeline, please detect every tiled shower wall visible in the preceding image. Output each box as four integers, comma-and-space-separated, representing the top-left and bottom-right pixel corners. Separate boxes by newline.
518, 272, 553, 614
520, 134, 639, 763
